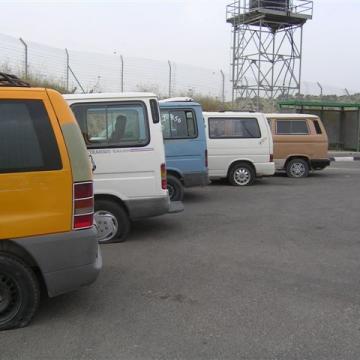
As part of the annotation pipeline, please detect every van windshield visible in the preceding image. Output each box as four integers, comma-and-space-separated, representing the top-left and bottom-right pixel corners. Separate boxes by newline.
71, 102, 150, 148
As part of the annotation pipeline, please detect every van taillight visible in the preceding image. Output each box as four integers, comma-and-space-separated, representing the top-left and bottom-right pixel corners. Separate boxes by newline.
73, 182, 94, 230
161, 163, 167, 190
270, 154, 274, 162
205, 149, 208, 168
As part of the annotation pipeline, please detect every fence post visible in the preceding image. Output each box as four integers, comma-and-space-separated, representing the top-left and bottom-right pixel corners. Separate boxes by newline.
19, 38, 28, 79
317, 82, 323, 98
120, 55, 124, 92
65, 48, 69, 92
168, 60, 172, 97
220, 70, 225, 104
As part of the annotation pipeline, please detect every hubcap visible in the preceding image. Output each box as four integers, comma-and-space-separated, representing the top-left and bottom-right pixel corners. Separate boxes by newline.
94, 211, 119, 243
0, 273, 20, 324
290, 162, 306, 178
233, 168, 251, 186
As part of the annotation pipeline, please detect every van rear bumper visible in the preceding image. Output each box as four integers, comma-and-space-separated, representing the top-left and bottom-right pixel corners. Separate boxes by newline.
310, 159, 331, 170
127, 195, 183, 219
183, 171, 210, 187
13, 227, 101, 297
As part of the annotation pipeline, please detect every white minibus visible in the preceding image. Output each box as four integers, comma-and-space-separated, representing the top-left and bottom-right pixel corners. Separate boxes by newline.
204, 112, 275, 186
64, 93, 183, 243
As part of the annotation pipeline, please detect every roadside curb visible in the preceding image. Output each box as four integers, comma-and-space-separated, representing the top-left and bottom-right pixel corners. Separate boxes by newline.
330, 156, 360, 162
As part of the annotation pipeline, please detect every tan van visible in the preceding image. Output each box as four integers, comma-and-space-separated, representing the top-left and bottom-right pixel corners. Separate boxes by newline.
266, 113, 330, 178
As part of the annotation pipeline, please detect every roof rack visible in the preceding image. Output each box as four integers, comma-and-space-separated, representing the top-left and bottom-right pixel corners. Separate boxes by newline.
0, 73, 30, 87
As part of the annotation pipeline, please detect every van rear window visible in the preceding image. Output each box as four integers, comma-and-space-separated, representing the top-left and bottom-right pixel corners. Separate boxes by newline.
208, 118, 261, 139
0, 100, 62, 174
71, 102, 150, 148
160, 109, 197, 139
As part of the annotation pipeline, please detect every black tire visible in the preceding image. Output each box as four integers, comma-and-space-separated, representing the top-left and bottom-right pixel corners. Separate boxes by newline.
167, 175, 184, 201
0, 253, 40, 331
94, 199, 130, 244
228, 163, 255, 186
286, 158, 309, 178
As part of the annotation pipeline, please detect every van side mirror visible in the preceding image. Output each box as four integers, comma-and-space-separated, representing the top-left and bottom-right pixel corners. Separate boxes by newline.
150, 99, 160, 124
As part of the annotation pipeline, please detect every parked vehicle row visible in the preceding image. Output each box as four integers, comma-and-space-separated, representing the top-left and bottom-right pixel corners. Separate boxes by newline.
0, 73, 331, 330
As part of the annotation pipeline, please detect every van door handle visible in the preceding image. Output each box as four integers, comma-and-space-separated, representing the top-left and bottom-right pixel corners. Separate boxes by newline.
89, 154, 96, 172
259, 137, 267, 145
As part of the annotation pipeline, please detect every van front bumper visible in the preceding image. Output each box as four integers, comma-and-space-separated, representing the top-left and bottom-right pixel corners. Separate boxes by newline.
13, 227, 101, 297
127, 195, 183, 220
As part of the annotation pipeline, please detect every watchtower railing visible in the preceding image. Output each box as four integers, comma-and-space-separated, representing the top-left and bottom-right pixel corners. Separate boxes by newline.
226, 0, 313, 21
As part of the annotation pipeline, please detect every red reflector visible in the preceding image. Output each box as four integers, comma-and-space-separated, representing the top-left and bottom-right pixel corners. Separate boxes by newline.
74, 182, 93, 199
161, 163, 167, 190
74, 214, 94, 229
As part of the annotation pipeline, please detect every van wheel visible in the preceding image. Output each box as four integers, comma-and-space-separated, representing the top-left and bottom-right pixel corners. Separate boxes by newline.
94, 200, 130, 244
286, 159, 309, 178
228, 163, 255, 186
167, 175, 184, 201
0, 253, 40, 331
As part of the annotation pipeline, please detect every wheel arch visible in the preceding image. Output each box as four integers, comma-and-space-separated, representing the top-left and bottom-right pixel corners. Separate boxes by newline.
285, 155, 310, 168
0, 240, 47, 292
94, 194, 129, 216
166, 169, 184, 183
227, 160, 256, 178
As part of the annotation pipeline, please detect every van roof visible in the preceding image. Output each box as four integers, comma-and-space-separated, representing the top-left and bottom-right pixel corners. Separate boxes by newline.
203, 111, 263, 117
159, 97, 200, 107
0, 87, 46, 92
266, 113, 318, 119
63, 92, 157, 101
160, 97, 195, 103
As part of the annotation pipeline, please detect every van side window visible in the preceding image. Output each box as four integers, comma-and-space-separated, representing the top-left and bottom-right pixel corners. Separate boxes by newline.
160, 110, 197, 139
276, 120, 309, 135
208, 118, 261, 139
0, 100, 62, 174
313, 120, 322, 134
71, 102, 150, 148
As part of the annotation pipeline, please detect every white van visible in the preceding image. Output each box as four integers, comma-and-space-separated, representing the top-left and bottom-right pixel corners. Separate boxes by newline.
64, 93, 183, 243
204, 112, 275, 186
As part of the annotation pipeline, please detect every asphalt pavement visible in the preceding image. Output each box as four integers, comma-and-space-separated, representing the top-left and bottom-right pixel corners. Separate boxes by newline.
1, 162, 360, 360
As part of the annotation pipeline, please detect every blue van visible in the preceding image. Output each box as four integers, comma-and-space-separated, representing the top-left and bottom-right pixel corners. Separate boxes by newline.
159, 98, 209, 201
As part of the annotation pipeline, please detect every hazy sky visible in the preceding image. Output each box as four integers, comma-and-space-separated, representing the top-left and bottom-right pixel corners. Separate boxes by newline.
1, 0, 360, 91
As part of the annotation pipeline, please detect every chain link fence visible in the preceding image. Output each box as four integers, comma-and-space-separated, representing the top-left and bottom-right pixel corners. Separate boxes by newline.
0, 33, 230, 100
0, 32, 355, 99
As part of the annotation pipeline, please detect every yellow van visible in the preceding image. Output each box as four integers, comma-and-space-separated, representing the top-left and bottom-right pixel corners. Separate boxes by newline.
0, 74, 101, 330
267, 113, 330, 178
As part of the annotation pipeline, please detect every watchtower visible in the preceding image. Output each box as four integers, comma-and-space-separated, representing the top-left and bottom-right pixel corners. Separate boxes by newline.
226, 0, 313, 108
